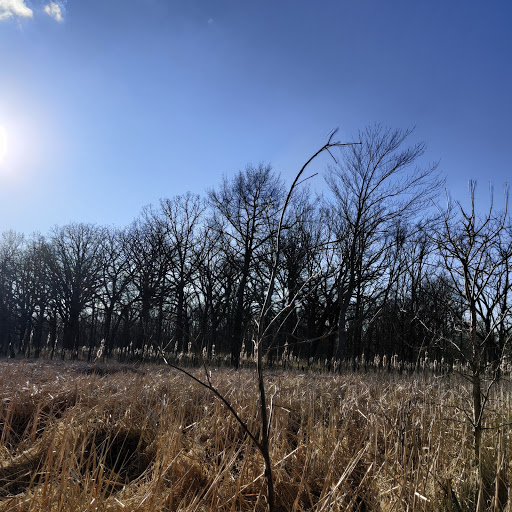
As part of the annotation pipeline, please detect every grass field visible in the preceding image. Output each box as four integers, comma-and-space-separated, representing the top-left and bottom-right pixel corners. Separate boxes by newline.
0, 360, 510, 511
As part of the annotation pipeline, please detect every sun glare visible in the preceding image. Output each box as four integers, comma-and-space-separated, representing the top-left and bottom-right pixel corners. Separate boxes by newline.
0, 125, 8, 163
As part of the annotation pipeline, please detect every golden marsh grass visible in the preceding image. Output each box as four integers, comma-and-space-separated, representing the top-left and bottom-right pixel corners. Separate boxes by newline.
0, 360, 510, 511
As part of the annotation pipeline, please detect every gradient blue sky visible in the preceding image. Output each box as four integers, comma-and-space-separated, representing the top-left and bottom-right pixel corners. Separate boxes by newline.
0, 0, 511, 234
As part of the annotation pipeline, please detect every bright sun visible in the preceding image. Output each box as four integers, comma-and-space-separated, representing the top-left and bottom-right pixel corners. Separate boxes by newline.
0, 125, 8, 163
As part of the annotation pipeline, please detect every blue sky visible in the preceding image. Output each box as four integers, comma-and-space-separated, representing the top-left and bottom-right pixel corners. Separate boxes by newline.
0, 0, 511, 234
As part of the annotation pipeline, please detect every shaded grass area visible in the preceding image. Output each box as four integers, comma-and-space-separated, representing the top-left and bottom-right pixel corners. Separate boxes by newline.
0, 360, 511, 511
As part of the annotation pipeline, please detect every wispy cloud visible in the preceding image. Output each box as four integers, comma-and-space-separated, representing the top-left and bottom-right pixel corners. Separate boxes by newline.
0, 0, 33, 21
44, 1, 63, 22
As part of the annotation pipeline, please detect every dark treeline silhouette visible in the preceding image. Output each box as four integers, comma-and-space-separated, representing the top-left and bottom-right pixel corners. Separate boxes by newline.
1, 126, 511, 372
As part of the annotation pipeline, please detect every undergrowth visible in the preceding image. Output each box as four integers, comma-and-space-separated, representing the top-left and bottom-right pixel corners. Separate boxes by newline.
0, 360, 510, 511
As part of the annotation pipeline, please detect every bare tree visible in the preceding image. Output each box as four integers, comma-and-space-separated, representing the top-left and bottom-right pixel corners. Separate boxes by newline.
474, 227, 512, 378
10, 234, 51, 358
21, 236, 52, 358
192, 222, 238, 356
433, 181, 511, 510
0, 231, 25, 357
326, 125, 443, 363
124, 209, 170, 357
43, 223, 105, 357
207, 164, 285, 368
158, 193, 206, 353
275, 190, 321, 362
96, 227, 133, 357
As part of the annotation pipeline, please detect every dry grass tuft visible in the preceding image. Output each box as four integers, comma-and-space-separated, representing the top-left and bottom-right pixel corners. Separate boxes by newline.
0, 361, 511, 511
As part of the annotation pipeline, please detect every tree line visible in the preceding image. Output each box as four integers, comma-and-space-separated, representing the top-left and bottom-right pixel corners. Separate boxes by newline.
1, 126, 511, 372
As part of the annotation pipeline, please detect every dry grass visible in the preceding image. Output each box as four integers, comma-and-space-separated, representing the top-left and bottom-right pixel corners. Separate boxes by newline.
0, 360, 511, 511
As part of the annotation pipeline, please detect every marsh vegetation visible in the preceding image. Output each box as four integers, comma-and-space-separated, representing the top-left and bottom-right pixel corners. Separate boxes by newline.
0, 360, 511, 511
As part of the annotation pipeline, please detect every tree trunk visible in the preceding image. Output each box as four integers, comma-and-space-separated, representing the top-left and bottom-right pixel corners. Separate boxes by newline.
176, 282, 186, 353
470, 305, 485, 512
335, 303, 348, 363
33, 311, 44, 359
103, 304, 114, 357
231, 255, 251, 368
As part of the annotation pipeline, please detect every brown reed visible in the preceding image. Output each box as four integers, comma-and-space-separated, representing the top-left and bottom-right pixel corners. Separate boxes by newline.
0, 360, 510, 511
